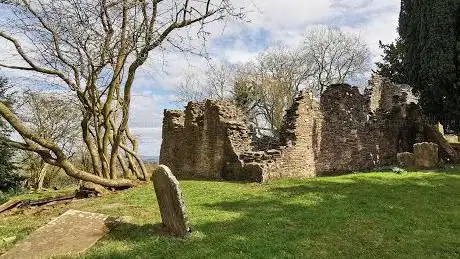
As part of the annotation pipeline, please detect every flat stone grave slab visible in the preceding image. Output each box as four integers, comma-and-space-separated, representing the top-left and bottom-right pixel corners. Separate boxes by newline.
1, 209, 116, 259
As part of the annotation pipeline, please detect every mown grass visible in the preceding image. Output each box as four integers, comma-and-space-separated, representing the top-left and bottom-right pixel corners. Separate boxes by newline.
1, 168, 460, 258
445, 134, 459, 144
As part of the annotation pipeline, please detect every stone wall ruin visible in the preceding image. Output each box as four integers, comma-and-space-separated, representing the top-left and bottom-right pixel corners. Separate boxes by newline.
160, 75, 458, 182
159, 100, 251, 180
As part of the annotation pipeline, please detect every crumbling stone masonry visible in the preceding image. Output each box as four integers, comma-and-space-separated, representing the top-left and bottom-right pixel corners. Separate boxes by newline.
160, 100, 251, 180
160, 75, 458, 182
366, 76, 418, 113
258, 92, 323, 180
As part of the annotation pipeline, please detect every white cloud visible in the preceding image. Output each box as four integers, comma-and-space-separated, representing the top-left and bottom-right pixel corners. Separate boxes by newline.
135, 0, 401, 156
239, 0, 334, 29
0, 0, 402, 156
128, 94, 180, 156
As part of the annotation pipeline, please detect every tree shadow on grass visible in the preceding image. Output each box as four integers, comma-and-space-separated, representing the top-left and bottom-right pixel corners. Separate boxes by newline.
85, 172, 460, 259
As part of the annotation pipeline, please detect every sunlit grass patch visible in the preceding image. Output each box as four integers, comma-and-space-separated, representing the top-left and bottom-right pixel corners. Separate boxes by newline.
1, 168, 459, 258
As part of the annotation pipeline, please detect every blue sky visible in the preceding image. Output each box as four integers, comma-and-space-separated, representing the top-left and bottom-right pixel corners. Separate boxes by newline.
0, 0, 401, 156
129, 0, 401, 156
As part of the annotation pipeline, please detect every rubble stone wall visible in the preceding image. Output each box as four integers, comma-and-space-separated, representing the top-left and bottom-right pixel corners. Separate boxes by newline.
160, 75, 453, 182
315, 77, 429, 174
317, 84, 377, 173
265, 92, 323, 179
160, 100, 251, 180
366, 75, 417, 113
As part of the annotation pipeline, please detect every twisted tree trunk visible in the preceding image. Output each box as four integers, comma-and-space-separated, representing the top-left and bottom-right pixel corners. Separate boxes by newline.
37, 163, 51, 191
0, 101, 134, 188
0, 0, 240, 188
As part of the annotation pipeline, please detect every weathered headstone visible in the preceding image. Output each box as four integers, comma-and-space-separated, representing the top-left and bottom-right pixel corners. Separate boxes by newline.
413, 142, 439, 169
1, 210, 116, 259
153, 165, 190, 237
397, 152, 415, 168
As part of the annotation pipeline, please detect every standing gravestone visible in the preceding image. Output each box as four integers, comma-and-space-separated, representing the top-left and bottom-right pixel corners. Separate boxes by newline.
153, 165, 190, 237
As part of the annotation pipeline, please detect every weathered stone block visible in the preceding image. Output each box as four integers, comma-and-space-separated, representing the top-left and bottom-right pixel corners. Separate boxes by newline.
266, 149, 282, 156
2, 210, 115, 259
397, 152, 415, 168
413, 142, 439, 169
153, 165, 190, 237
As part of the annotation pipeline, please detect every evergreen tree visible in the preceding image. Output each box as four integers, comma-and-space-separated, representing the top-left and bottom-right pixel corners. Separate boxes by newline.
375, 39, 407, 84
0, 76, 20, 192
398, 0, 460, 124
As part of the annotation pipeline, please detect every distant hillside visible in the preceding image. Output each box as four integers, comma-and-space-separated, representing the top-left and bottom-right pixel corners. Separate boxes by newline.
141, 156, 159, 163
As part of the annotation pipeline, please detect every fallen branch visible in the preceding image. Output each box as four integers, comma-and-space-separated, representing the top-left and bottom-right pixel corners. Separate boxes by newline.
0, 200, 22, 214
0, 194, 77, 215
21, 194, 77, 207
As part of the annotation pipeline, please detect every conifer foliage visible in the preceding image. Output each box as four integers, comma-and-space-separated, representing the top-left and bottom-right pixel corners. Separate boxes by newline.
0, 76, 20, 192
377, 0, 460, 127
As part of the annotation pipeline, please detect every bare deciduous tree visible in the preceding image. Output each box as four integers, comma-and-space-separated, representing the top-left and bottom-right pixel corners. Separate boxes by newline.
206, 60, 234, 100
175, 72, 207, 103
18, 90, 80, 190
302, 26, 371, 95
175, 60, 234, 104
173, 26, 370, 137
232, 46, 314, 135
0, 0, 242, 188
234, 27, 370, 135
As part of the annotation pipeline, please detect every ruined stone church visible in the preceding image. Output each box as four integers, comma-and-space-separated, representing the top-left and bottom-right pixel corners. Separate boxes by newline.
159, 75, 457, 182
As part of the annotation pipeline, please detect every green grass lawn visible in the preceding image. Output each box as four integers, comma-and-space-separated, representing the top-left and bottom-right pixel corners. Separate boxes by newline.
1, 168, 460, 258
446, 134, 459, 144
